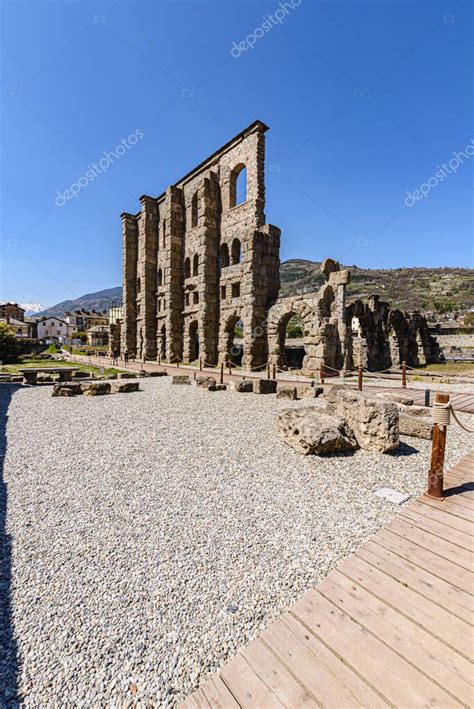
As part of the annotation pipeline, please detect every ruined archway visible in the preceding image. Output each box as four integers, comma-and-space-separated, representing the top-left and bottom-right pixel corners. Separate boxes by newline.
219, 311, 243, 366
267, 299, 316, 371
188, 320, 199, 362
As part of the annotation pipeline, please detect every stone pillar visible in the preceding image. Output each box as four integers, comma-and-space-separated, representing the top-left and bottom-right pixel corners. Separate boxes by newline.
163, 186, 184, 362
200, 171, 220, 365
121, 212, 138, 356
137, 195, 158, 360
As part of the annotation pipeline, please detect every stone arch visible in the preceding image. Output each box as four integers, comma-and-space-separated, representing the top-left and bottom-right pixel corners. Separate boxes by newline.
158, 323, 166, 361
184, 257, 191, 279
231, 238, 242, 265
219, 242, 230, 268
229, 164, 246, 207
188, 320, 199, 362
267, 299, 316, 370
219, 310, 243, 366
318, 284, 335, 318
191, 191, 198, 227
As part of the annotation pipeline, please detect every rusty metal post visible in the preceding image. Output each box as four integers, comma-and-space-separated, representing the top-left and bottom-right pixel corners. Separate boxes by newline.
427, 393, 449, 499
228, 362, 232, 376
320, 362, 325, 385
272, 363, 276, 380
158, 353, 161, 366
267, 364, 270, 379
220, 362, 224, 384
358, 365, 363, 391
402, 361, 407, 388
177, 359, 180, 368
199, 357, 202, 372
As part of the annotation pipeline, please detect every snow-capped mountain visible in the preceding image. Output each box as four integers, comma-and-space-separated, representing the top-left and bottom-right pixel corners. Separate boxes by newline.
20, 302, 47, 316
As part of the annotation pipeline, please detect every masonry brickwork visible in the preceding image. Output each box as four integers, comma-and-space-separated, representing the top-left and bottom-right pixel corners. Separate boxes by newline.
119, 121, 440, 372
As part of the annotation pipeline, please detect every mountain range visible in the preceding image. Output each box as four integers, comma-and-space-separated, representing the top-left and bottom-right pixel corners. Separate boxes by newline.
36, 260, 474, 319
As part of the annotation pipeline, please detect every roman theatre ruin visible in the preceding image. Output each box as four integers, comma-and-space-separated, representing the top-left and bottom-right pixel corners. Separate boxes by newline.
118, 120, 440, 373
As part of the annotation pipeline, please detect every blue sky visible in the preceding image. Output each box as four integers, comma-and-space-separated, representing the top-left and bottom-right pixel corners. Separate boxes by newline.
1, 0, 472, 307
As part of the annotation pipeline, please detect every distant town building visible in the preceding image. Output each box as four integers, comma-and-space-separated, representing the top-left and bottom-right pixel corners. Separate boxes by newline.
0, 302, 25, 321
64, 309, 108, 331
86, 325, 109, 347
0, 316, 30, 338
37, 316, 76, 342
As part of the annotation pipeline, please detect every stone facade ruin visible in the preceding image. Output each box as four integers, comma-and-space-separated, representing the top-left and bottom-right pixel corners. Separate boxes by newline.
119, 120, 440, 373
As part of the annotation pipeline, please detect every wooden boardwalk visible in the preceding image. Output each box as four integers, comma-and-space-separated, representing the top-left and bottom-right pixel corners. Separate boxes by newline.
181, 450, 474, 709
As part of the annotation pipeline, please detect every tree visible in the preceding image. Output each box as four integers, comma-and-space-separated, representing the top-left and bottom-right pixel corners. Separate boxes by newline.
0, 323, 21, 363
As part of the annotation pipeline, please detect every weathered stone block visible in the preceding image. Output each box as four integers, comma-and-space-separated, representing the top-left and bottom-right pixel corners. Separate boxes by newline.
276, 387, 297, 400
172, 375, 190, 385
297, 386, 323, 399
208, 383, 227, 391
376, 391, 414, 406
278, 408, 358, 455
81, 382, 111, 396
253, 379, 277, 394
333, 390, 399, 453
235, 379, 253, 393
118, 372, 137, 379
111, 381, 140, 393
72, 371, 90, 379
148, 370, 168, 377
52, 383, 83, 397
196, 376, 216, 388
399, 413, 433, 439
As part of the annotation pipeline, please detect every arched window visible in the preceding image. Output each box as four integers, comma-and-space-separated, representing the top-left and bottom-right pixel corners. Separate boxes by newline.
157, 268, 163, 287
191, 192, 198, 227
219, 242, 230, 268
229, 164, 247, 207
184, 257, 191, 279
193, 253, 199, 276
231, 238, 241, 265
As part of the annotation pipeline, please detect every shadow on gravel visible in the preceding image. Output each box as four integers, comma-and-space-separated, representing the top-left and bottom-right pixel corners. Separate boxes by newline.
388, 442, 419, 457
0, 384, 21, 708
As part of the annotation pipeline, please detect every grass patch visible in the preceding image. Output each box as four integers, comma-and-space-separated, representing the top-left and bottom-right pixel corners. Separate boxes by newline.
415, 362, 474, 375
2, 359, 125, 377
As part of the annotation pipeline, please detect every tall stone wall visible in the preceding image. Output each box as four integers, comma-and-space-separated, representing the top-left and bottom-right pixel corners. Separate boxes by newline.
120, 120, 440, 371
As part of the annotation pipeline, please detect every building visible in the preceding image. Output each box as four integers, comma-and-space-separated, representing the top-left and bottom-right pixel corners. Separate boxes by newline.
86, 325, 109, 347
36, 316, 75, 342
0, 302, 25, 321
0, 317, 30, 338
64, 309, 108, 332
119, 121, 441, 372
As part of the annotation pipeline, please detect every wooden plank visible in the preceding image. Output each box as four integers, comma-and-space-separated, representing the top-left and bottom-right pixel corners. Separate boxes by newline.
374, 528, 473, 593
385, 517, 473, 570
199, 676, 240, 708
279, 613, 389, 708
417, 494, 474, 523
318, 570, 473, 706
359, 541, 473, 622
261, 614, 384, 708
219, 652, 284, 708
340, 553, 473, 658
240, 636, 319, 708
292, 589, 457, 707
398, 507, 473, 551
410, 498, 473, 534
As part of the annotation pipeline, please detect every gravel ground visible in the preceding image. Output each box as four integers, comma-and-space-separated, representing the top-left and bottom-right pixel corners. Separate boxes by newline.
1, 379, 473, 707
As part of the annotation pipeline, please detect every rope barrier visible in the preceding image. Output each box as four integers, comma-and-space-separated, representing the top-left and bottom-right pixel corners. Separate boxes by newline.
448, 406, 474, 433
